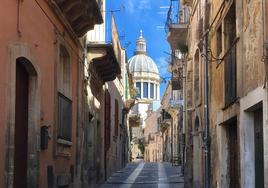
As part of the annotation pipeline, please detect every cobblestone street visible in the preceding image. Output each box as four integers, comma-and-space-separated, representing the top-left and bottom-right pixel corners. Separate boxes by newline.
100, 162, 184, 188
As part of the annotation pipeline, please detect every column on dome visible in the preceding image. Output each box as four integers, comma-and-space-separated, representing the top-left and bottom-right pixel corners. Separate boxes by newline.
155, 84, 157, 100
141, 81, 143, 99
148, 81, 150, 99
157, 84, 160, 100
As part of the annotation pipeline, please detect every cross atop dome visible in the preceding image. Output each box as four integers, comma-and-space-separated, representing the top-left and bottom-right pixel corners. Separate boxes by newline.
139, 30, 143, 38
135, 30, 146, 55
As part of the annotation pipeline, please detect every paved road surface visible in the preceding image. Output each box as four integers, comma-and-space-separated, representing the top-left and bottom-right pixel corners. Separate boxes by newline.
100, 162, 184, 188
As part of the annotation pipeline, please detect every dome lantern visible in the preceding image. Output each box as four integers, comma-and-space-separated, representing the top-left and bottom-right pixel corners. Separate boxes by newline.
135, 30, 147, 55
128, 30, 160, 77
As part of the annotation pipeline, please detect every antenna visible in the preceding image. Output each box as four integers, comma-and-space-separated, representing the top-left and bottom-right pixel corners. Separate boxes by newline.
105, 3, 125, 42
104, 3, 125, 13
119, 29, 126, 40
124, 42, 131, 49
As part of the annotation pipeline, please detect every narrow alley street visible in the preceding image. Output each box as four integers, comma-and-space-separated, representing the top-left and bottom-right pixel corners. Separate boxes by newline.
100, 162, 184, 188
1, 0, 268, 187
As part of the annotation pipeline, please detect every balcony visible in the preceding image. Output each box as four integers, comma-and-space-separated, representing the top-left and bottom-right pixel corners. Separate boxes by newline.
129, 114, 141, 127
49, 0, 103, 37
171, 77, 182, 90
124, 99, 136, 113
171, 58, 183, 90
161, 109, 172, 120
166, 0, 189, 50
167, 23, 188, 50
87, 43, 121, 84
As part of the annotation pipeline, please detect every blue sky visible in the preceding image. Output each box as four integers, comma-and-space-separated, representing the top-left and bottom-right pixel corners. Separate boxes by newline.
106, 0, 171, 98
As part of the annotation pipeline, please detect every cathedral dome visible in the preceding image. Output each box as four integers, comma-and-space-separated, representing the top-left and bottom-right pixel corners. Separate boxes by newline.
128, 30, 159, 76
128, 54, 159, 75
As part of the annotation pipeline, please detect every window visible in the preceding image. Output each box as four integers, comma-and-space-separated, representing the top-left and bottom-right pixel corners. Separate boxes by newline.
58, 45, 71, 97
217, 25, 222, 56
150, 83, 154, 99
58, 93, 72, 141
136, 82, 141, 98
143, 82, 148, 98
58, 45, 72, 141
105, 90, 111, 150
114, 99, 119, 137
224, 3, 236, 106
194, 50, 200, 104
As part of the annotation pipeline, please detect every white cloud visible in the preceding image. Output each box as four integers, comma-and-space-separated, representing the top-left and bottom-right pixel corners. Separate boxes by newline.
126, 0, 152, 15
138, 0, 152, 10
127, 0, 135, 14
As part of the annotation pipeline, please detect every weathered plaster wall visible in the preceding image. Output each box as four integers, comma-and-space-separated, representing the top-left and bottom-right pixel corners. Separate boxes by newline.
209, 0, 267, 187
0, 0, 81, 187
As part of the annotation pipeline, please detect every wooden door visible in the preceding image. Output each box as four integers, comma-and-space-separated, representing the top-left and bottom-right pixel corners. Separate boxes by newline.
254, 108, 264, 188
227, 121, 240, 188
14, 62, 29, 188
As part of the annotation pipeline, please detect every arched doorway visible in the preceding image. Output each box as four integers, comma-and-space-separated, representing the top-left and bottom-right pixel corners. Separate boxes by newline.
13, 57, 38, 188
14, 60, 29, 188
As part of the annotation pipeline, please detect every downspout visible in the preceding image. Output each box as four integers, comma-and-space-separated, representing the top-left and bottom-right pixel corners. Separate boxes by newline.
182, 55, 187, 175
171, 87, 174, 163
204, 0, 211, 188
263, 0, 268, 85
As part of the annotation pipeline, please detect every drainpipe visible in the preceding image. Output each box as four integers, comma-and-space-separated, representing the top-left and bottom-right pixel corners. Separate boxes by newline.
204, 0, 211, 187
262, 0, 268, 84
171, 87, 174, 163
182, 56, 187, 175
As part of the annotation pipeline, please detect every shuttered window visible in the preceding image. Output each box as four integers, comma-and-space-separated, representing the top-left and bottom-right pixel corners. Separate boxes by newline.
58, 92, 72, 141
114, 99, 119, 137
224, 3, 237, 106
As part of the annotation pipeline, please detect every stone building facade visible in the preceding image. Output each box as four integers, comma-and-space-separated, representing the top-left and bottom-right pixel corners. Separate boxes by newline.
167, 0, 268, 187
0, 0, 103, 187
144, 109, 163, 162
85, 15, 130, 187
207, 0, 268, 187
160, 83, 173, 163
